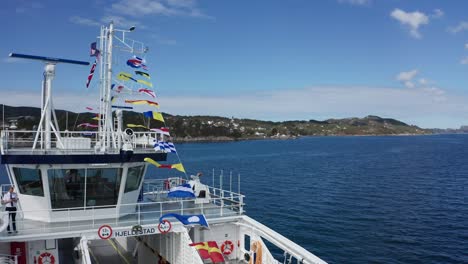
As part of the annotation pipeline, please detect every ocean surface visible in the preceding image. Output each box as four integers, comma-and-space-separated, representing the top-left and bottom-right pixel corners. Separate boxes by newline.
156, 135, 468, 263
1, 135, 466, 263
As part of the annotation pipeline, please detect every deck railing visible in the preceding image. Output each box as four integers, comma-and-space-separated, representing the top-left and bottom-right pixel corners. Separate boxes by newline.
0, 254, 18, 264
0, 130, 163, 154
0, 187, 244, 237
143, 178, 245, 216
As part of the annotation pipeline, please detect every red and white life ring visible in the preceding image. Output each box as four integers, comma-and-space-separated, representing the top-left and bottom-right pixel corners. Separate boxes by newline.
38, 252, 55, 264
221, 240, 234, 255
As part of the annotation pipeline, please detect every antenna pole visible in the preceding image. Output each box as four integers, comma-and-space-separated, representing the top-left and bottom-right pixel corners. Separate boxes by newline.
104, 22, 115, 149
44, 63, 55, 149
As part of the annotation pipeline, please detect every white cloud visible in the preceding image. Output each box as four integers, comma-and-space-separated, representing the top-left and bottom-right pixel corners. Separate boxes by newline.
432, 9, 444, 18
338, 0, 371, 6
15, 2, 43, 14
461, 57, 468, 65
396, 69, 418, 88
100, 15, 146, 29
448, 21, 468, 34
111, 0, 210, 18
2, 57, 26, 64
465, 43, 468, 49
391, 9, 429, 39
167, 0, 196, 8
419, 78, 428, 85
1, 85, 465, 128
396, 69, 418, 82
69, 16, 100, 27
70, 15, 145, 29
396, 70, 445, 103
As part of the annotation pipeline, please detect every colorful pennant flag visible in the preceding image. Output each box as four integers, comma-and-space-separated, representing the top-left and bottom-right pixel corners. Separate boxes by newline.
189, 242, 224, 263
167, 184, 196, 198
127, 124, 148, 129
144, 158, 186, 173
111, 84, 132, 94
171, 163, 186, 173
126, 56, 147, 70
85, 106, 94, 111
86, 59, 97, 88
138, 88, 156, 98
125, 99, 159, 108
90, 42, 100, 58
160, 213, 208, 227
117, 72, 138, 82
153, 141, 177, 153
77, 123, 99, 128
135, 71, 150, 79
143, 111, 164, 122
137, 79, 153, 87
112, 105, 134, 109
92, 113, 100, 121
150, 127, 170, 136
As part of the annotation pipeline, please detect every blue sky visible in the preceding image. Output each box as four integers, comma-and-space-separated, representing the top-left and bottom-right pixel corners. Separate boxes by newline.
1, 0, 468, 128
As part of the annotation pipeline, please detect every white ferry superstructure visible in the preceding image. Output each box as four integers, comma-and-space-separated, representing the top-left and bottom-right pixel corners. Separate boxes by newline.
0, 22, 327, 264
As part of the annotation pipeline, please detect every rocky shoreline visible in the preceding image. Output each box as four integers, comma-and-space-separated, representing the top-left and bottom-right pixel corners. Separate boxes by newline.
171, 133, 432, 143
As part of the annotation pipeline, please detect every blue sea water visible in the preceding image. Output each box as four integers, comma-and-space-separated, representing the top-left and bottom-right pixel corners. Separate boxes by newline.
1, 135, 466, 263
157, 135, 468, 263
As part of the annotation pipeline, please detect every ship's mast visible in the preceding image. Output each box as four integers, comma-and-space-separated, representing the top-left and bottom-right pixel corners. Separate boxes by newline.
99, 22, 116, 151
97, 22, 146, 152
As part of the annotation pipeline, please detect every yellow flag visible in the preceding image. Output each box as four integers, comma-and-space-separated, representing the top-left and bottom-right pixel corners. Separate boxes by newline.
117, 72, 133, 81
127, 124, 148, 129
144, 157, 161, 167
171, 163, 186, 173
137, 79, 153, 88
153, 112, 165, 122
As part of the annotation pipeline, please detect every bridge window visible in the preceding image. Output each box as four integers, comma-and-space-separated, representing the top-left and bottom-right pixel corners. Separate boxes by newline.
86, 168, 122, 207
49, 169, 85, 209
49, 168, 122, 209
13, 167, 44, 196
125, 165, 145, 193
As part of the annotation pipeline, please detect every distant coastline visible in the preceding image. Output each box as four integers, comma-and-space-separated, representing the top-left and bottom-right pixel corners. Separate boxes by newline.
171, 133, 438, 143
0, 105, 444, 142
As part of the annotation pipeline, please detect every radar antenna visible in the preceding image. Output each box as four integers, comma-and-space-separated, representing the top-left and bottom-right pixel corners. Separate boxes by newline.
8, 53, 89, 150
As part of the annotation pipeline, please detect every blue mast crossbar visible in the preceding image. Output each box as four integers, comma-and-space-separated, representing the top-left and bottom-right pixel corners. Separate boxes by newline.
9, 53, 90, 65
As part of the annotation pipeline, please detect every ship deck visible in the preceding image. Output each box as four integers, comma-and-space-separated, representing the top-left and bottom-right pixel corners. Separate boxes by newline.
0, 185, 244, 242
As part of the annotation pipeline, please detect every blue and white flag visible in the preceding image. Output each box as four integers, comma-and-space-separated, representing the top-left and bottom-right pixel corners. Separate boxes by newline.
153, 141, 177, 153
159, 213, 209, 228
168, 183, 195, 198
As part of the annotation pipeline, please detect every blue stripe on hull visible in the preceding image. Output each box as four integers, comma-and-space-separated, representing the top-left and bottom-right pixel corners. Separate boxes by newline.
0, 152, 167, 164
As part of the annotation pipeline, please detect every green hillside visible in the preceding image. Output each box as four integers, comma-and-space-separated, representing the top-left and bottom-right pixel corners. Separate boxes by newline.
1, 105, 430, 141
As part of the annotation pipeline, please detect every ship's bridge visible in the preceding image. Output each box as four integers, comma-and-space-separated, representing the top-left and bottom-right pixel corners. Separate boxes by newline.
0, 130, 167, 223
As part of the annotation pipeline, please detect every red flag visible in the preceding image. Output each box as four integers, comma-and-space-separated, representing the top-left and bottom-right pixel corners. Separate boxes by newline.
86, 59, 97, 88
189, 241, 224, 263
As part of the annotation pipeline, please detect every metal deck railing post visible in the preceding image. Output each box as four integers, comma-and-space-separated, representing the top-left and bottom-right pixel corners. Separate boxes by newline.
92, 207, 95, 227
138, 204, 141, 225
68, 209, 71, 230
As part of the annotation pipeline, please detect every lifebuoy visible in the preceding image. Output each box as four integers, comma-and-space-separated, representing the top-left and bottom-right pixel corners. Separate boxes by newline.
221, 240, 234, 255
38, 252, 55, 264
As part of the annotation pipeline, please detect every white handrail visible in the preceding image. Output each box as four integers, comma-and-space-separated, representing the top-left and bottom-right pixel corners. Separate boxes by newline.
0, 211, 9, 233
240, 216, 327, 264
1, 130, 161, 153
79, 236, 92, 264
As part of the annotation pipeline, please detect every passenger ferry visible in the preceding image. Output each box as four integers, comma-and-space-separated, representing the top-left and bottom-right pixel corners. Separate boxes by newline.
0, 22, 327, 264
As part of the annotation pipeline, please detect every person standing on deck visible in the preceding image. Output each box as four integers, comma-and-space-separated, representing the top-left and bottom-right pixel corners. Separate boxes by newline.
2, 186, 18, 234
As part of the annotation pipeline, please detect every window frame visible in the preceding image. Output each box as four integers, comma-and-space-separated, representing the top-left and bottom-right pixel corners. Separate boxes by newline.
12, 167, 44, 197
